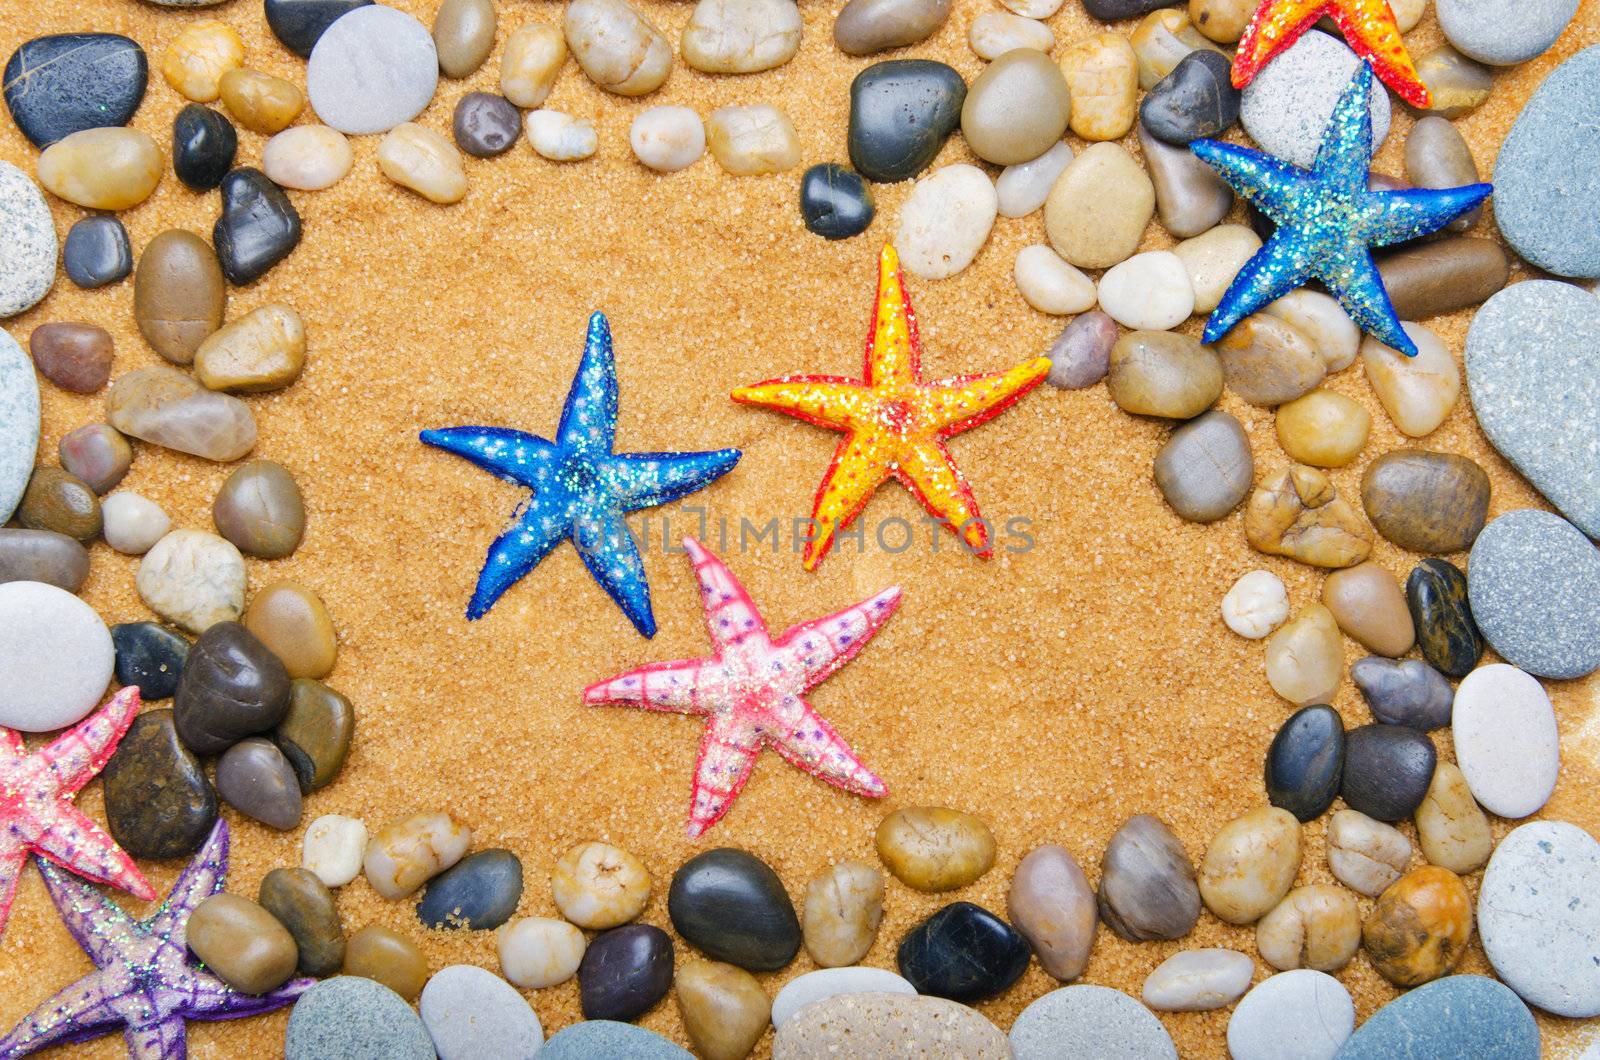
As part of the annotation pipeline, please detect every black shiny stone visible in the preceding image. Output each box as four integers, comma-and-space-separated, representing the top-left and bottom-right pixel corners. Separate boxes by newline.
1083, 0, 1171, 18
452, 92, 520, 158
265, 0, 375, 58
173, 104, 238, 191
111, 621, 190, 701
896, 901, 1030, 1003
1140, 50, 1239, 146
579, 924, 675, 1022
172, 621, 291, 755
1341, 723, 1437, 822
1265, 704, 1344, 822
102, 708, 218, 860
3, 33, 147, 147
1406, 558, 1482, 679
63, 216, 133, 289
800, 163, 875, 240
213, 167, 302, 285
847, 59, 966, 184
668, 848, 801, 972
416, 849, 524, 931
1352, 656, 1454, 731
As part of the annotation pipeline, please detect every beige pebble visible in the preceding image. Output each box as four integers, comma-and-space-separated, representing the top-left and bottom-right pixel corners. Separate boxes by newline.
501, 24, 568, 108
1275, 389, 1370, 467
377, 123, 467, 204
37, 128, 162, 211
1198, 806, 1302, 925
631, 105, 705, 172
1222, 569, 1289, 639
1007, 844, 1097, 981
564, 0, 672, 96
895, 164, 997, 281
1097, 250, 1194, 331
187, 893, 299, 994
969, 13, 1054, 60
1044, 142, 1153, 269
682, 0, 801, 73
1105, 330, 1221, 419
1173, 224, 1260, 313
1059, 32, 1137, 141
1263, 290, 1360, 372
433, 0, 497, 79
1256, 884, 1361, 972
1361, 322, 1460, 438
1189, 0, 1252, 43
1245, 464, 1373, 569
1390, 0, 1425, 32
962, 49, 1071, 166
706, 105, 801, 175
803, 859, 885, 967
263, 126, 352, 191
1414, 762, 1492, 875
676, 961, 770, 1060
243, 580, 338, 680
195, 304, 306, 394
1014, 245, 1096, 315
302, 813, 368, 887
1322, 561, 1414, 658
1215, 313, 1326, 406
160, 21, 244, 103
496, 916, 587, 988
525, 111, 598, 161
876, 806, 996, 892
1327, 808, 1411, 897
219, 69, 304, 135
1264, 603, 1344, 705
1131, 8, 1222, 88
550, 841, 651, 928
362, 812, 471, 899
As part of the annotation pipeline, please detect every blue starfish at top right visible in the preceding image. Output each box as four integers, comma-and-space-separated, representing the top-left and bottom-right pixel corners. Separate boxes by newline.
1190, 63, 1492, 357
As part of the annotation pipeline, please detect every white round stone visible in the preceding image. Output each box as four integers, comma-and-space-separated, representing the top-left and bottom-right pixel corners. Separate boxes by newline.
1142, 948, 1255, 1012
0, 162, 56, 319
419, 965, 543, 1060
307, 5, 440, 135
1097, 251, 1195, 330
1452, 663, 1559, 819
1010, 985, 1177, 1060
525, 111, 597, 162
1015, 245, 1096, 315
302, 814, 369, 887
262, 126, 354, 191
1240, 31, 1391, 169
772, 967, 916, 1027
1227, 970, 1353, 1060
997, 141, 1073, 218
0, 330, 39, 524
630, 106, 705, 173
1222, 570, 1291, 639
497, 916, 586, 989
135, 529, 246, 635
0, 581, 114, 732
101, 491, 171, 555
895, 163, 998, 281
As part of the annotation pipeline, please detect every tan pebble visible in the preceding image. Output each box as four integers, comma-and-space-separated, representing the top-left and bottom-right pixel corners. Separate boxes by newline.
1131, 8, 1222, 88
803, 859, 885, 967
501, 24, 568, 108
1414, 762, 1492, 875
496, 916, 587, 988
186, 893, 299, 994
195, 303, 306, 393
1322, 561, 1414, 657
1275, 389, 1369, 467
564, 0, 672, 96
134, 230, 226, 365
1215, 313, 1325, 406
876, 806, 995, 892
706, 105, 801, 175
1361, 323, 1460, 437
1173, 224, 1260, 313
676, 961, 770, 1060
433, 0, 497, 79
962, 49, 1071, 166
377, 123, 467, 204
37, 128, 162, 211
1413, 46, 1493, 119
1198, 806, 1302, 925
1256, 884, 1361, 972
362, 812, 471, 899
550, 841, 651, 928
107, 367, 257, 463
161, 20, 245, 102
1245, 465, 1372, 568
1105, 330, 1222, 419
682, 0, 802, 74
1327, 809, 1411, 897
1363, 866, 1473, 987
1044, 142, 1152, 269
1264, 602, 1344, 705
968, 13, 1054, 60
1002, 0, 1064, 16
1263, 290, 1360, 372
263, 126, 353, 191
1189, 0, 1252, 43
344, 925, 429, 1000
243, 580, 337, 680
1390, 0, 1425, 31
219, 69, 305, 135
1059, 32, 1137, 142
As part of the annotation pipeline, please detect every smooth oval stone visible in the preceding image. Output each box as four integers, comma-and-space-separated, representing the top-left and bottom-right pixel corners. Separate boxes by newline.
1452, 663, 1558, 819
1414, 762, 1492, 875
1176, 223, 1260, 313
378, 122, 467, 204
564, 0, 672, 96
1142, 948, 1253, 1012
194, 303, 305, 394
1229, 970, 1354, 1060
1046, 311, 1116, 389
961, 50, 1070, 166
1240, 32, 1389, 169
1045, 142, 1153, 269
58, 424, 131, 495
344, 925, 429, 1001
1438, 0, 1577, 65
3, 33, 147, 147
1469, 508, 1600, 681
421, 965, 544, 1060
847, 60, 966, 184
212, 459, 305, 560
1322, 562, 1415, 658
497, 917, 587, 989
969, 11, 1051, 58
267, 0, 374, 57
418, 849, 523, 931
1138, 123, 1231, 239
108, 366, 256, 462
1375, 237, 1508, 320
1327, 809, 1410, 897
1098, 250, 1194, 330
1011, 985, 1177, 1060
274, 678, 354, 792
63, 216, 131, 290
545, 1021, 690, 1059
1361, 450, 1488, 554
1107, 330, 1222, 419
524, 109, 590, 157
1141, 49, 1237, 145
307, 5, 437, 133
188, 893, 299, 994
160, 21, 244, 102
260, 867, 345, 976
772, 967, 914, 1026
37, 127, 162, 210
1405, 117, 1482, 232
1098, 813, 1200, 941
0, 581, 113, 732
876, 805, 996, 892
303, 814, 368, 887
1341, 723, 1436, 822
1365, 866, 1473, 987
706, 104, 801, 176
286, 977, 434, 1060
0, 331, 38, 523
0, 529, 88, 592
1216, 312, 1325, 406
834, 0, 950, 55
683, 0, 802, 73
897, 901, 1029, 1003
452, 92, 519, 158
1153, 410, 1251, 523
552, 841, 653, 930
263, 125, 354, 190
214, 167, 301, 285
997, 140, 1072, 218
1333, 975, 1539, 1059
134, 230, 225, 367
1199, 806, 1302, 925
801, 859, 883, 967
173, 620, 291, 755
172, 104, 237, 191
1406, 558, 1481, 679
433, 0, 495, 78
1266, 705, 1344, 822
800, 163, 874, 241
137, 529, 247, 635
1413, 45, 1494, 119
579, 924, 675, 1021
110, 622, 189, 701
102, 707, 216, 859
104, 491, 168, 553
0, 163, 55, 320
219, 67, 304, 137
1017, 244, 1095, 315
243, 580, 336, 680
630, 105, 705, 172
18, 467, 100, 541
669, 848, 800, 972
675, 960, 769, 1060
1007, 843, 1097, 981
216, 736, 303, 830
1351, 656, 1451, 730
31, 322, 112, 394
775, 992, 1007, 1058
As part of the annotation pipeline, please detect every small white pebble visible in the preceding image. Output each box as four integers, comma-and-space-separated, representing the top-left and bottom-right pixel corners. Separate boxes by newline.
1222, 570, 1290, 639
1014, 244, 1096, 315
1097, 250, 1195, 330
630, 105, 705, 172
100, 491, 169, 555
262, 125, 353, 191
996, 140, 1072, 218
526, 110, 597, 161
497, 916, 587, 988
968, 12, 1054, 61
302, 813, 368, 887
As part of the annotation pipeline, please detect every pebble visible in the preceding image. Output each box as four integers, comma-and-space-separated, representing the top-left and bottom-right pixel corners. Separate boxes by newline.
500, 25, 566, 109
876, 805, 995, 891
1335, 975, 1541, 1059
214, 167, 303, 285
1265, 290, 1360, 372
18, 467, 100, 541
1327, 809, 1411, 897
37, 127, 162, 211
1198, 806, 1302, 925
1451, 663, 1558, 819
307, 5, 438, 134
1405, 117, 1482, 232
685, 0, 802, 72
418, 849, 523, 931
1439, 0, 1577, 65
1275, 389, 1369, 468
102, 491, 169, 555
1173, 223, 1260, 313
1415, 761, 1492, 875
1342, 722, 1437, 822
894, 164, 996, 280
452, 92, 519, 158
1045, 311, 1116, 389
0, 581, 112, 732
565, 0, 672, 96
378, 123, 468, 204
1140, 49, 1237, 144
675, 961, 769, 1060
421, 965, 543, 1060
1216, 313, 1325, 406
58, 424, 131, 495
108, 367, 256, 462
0, 164, 54, 322
267, 0, 374, 57
1352, 657, 1452, 731
363, 811, 471, 899
552, 841, 652, 929
1264, 603, 1344, 705
344, 925, 429, 1001
0, 331, 36, 523
772, 968, 913, 1026
1143, 949, 1253, 1011
1322, 562, 1414, 657
1000, 0, 1064, 17
799, 164, 874, 240
1007, 843, 1097, 980
1479, 820, 1600, 1017
497, 916, 587, 988
1406, 558, 1482, 678
1105, 330, 1221, 418
1083, 0, 1162, 15
1365, 865, 1473, 986
1412, 45, 1494, 119
260, 867, 346, 976
1098, 251, 1194, 331
171, 619, 289, 750
968, 13, 1053, 59
962, 50, 1070, 166
275, 679, 354, 791
220, 70, 304, 137
134, 230, 226, 366
773, 993, 1007, 1059
0, 529, 88, 592
263, 125, 354, 190
1266, 705, 1344, 822
160, 21, 243, 103
670, 848, 800, 971
1246, 464, 1372, 569
1060, 33, 1138, 143
213, 459, 306, 560
103, 707, 216, 859
1097, 813, 1200, 941
847, 59, 965, 184
1377, 237, 1509, 320
580, 924, 675, 1021
1472, 510, 1600, 678
285, 977, 433, 1060
171, 105, 236, 193
1222, 569, 1288, 639
196, 305, 306, 395
187, 893, 299, 994
1015, 245, 1095, 315
996, 140, 1071, 218
1138, 124, 1232, 239
1010, 985, 1177, 1060
801, 859, 883, 967
525, 111, 597, 162
897, 901, 1030, 1002
1360, 450, 1488, 555
631, 106, 705, 172
110, 622, 188, 701
1228, 970, 1354, 1060
63, 216, 131, 290
1257, 884, 1360, 972
1131, 9, 1222, 88
706, 105, 801, 176
1190, 0, 1252, 41
1044, 142, 1152, 269
1153, 409, 1252, 523
216, 736, 303, 829
3, 33, 147, 148
303, 813, 368, 887
1240, 32, 1390, 169
433, 0, 495, 78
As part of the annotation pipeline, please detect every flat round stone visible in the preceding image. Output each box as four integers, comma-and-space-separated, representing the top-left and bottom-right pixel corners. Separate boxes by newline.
1240, 31, 1390, 169
0, 163, 55, 320
542, 1020, 691, 1059
1452, 663, 1559, 819
420, 965, 543, 1060
1467, 508, 1600, 679
3, 33, 147, 147
0, 580, 114, 732
63, 216, 131, 290
1152, 409, 1252, 523
1228, 970, 1353, 1060
267, 0, 374, 57
1010, 985, 1177, 1059
1337, 975, 1539, 1058
771, 967, 915, 1026
307, 5, 438, 135
286, 977, 434, 1060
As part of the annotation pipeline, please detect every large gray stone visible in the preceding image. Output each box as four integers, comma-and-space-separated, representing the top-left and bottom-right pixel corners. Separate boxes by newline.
285, 977, 434, 1060
1467, 508, 1600, 679
0, 162, 55, 318
1439, 0, 1579, 65
0, 329, 39, 524
306, 5, 438, 134
1240, 32, 1390, 169
1010, 985, 1177, 1060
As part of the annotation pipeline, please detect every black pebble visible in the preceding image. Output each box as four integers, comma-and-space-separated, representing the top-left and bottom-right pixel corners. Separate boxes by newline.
1140, 50, 1240, 146
897, 901, 1030, 1003
1406, 558, 1483, 679
847, 60, 966, 184
1265, 704, 1345, 822
264, 0, 375, 58
63, 216, 133, 289
1341, 723, 1437, 822
800, 163, 875, 240
3, 33, 147, 147
102, 708, 218, 860
172, 621, 291, 755
452, 92, 521, 158
579, 924, 675, 1022
1082, 0, 1171, 18
111, 621, 190, 701
416, 849, 524, 930
668, 848, 801, 972
173, 104, 238, 191
213, 167, 302, 286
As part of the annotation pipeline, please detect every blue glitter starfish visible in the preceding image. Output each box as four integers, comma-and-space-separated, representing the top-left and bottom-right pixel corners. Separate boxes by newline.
421, 312, 742, 636
1191, 63, 1492, 356
0, 820, 311, 1059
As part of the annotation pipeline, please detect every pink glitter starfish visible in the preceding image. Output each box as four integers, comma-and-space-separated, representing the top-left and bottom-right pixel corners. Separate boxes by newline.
584, 537, 899, 837
0, 685, 155, 940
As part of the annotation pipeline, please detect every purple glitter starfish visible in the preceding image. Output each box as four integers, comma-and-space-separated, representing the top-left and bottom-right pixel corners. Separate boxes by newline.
0, 820, 312, 1059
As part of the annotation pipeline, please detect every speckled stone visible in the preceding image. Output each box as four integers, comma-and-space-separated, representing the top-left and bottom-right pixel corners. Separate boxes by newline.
1240, 31, 1390, 169
172, 104, 237, 191
543, 1021, 690, 1059
0, 330, 41, 523
774, 993, 1008, 1059
0, 163, 55, 320
669, 848, 800, 972
0, 528, 89, 591
63, 216, 132, 290
771, 967, 915, 1026
213, 168, 302, 285
1333, 975, 1540, 1059
3, 33, 147, 147
102, 707, 217, 860
1467, 509, 1600, 679
1439, 0, 1578, 66
897, 902, 1030, 1003
306, 4, 438, 134
420, 965, 545, 1060
1010, 985, 1178, 1060
18, 467, 100, 541
1406, 558, 1482, 679
266, 0, 374, 58
846, 60, 966, 184
285, 977, 434, 1060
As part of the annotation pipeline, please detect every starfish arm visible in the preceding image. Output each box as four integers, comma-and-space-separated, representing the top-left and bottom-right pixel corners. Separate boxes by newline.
556, 312, 620, 454
1327, 1, 1430, 107
0, 844, 21, 941
1311, 65, 1377, 189
683, 537, 771, 647
1363, 184, 1495, 247
463, 505, 569, 621
1202, 232, 1315, 343
0, 971, 127, 1056
583, 657, 718, 714
686, 714, 762, 839
862, 245, 923, 389
607, 448, 742, 511
896, 439, 993, 557
0, 728, 24, 760
922, 358, 1051, 436
39, 686, 141, 795
32, 858, 138, 966
174, 973, 313, 1023
1190, 139, 1313, 221
802, 432, 894, 572
147, 821, 228, 943
32, 811, 155, 903
1232, 0, 1326, 89
1328, 248, 1416, 354
777, 587, 904, 691
571, 512, 656, 638
730, 377, 867, 433
767, 694, 887, 799
419, 426, 558, 490
123, 1016, 188, 1060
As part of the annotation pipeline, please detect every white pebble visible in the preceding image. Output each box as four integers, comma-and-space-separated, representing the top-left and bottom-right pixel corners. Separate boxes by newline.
996, 140, 1072, 218
1143, 948, 1255, 1012
1222, 570, 1288, 639
630, 105, 705, 172
895, 163, 997, 281
302, 813, 368, 887
969, 12, 1055, 60
1014, 245, 1096, 315
706, 104, 801, 175
1000, 0, 1064, 17
1452, 663, 1559, 819
1097, 250, 1194, 330
1264, 290, 1360, 372
101, 491, 170, 555
497, 916, 587, 988
525, 110, 597, 161
262, 125, 353, 191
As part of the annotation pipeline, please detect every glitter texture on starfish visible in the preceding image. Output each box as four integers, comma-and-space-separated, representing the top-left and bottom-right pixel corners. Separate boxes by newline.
732, 245, 1050, 571
0, 685, 154, 942
421, 312, 742, 636
584, 537, 897, 838
1191, 64, 1491, 357
1232, 0, 1430, 107
0, 819, 311, 1060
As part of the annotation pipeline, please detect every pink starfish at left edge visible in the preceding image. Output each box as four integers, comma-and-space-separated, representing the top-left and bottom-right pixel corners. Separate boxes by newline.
584, 537, 898, 838
0, 686, 156, 940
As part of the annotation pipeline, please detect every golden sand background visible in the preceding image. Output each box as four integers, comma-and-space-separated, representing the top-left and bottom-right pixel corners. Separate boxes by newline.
3, 0, 1599, 1053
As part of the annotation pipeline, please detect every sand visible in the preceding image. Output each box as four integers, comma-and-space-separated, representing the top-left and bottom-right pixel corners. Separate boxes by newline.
3, 0, 1599, 1054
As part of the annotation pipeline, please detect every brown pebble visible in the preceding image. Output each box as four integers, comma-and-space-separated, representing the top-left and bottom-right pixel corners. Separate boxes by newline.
1375, 238, 1508, 320
58, 423, 134, 495
243, 580, 337, 679
19, 467, 101, 541
259, 866, 346, 977
1245, 464, 1372, 568
134, 230, 226, 366
1106, 331, 1222, 419
1360, 449, 1490, 554
186, 892, 299, 994
875, 806, 995, 892
1362, 865, 1473, 987
213, 459, 306, 559
218, 69, 304, 135
29, 323, 113, 393
1214, 314, 1325, 406
344, 924, 429, 1001
675, 960, 770, 1060
1322, 561, 1415, 657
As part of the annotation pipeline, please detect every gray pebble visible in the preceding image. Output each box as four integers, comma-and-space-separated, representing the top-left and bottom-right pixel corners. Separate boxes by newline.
1011, 985, 1177, 1060
1467, 508, 1600, 679
1046, 312, 1117, 389
1438, 0, 1579, 65
0, 162, 56, 319
0, 331, 39, 524
307, 5, 439, 134
286, 976, 435, 1060
1240, 32, 1389, 169
1351, 656, 1453, 731
1153, 410, 1252, 523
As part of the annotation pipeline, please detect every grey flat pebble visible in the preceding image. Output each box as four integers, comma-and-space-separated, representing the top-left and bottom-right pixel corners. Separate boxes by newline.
1467, 508, 1600, 679
0, 161, 56, 318
285, 976, 435, 1060
542, 1020, 693, 1058
1240, 31, 1390, 169
1438, 0, 1579, 65
307, 5, 438, 135
1229, 970, 1354, 1060
63, 215, 132, 289
0, 330, 40, 524
420, 964, 543, 1059
1332, 975, 1540, 1059
1009, 985, 1177, 1060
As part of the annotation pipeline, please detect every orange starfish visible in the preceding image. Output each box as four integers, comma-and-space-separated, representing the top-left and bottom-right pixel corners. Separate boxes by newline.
1231, 0, 1431, 108
732, 245, 1049, 571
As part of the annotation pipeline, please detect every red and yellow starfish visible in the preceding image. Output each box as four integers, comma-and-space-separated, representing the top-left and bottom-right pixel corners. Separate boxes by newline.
1231, 0, 1431, 108
733, 245, 1049, 571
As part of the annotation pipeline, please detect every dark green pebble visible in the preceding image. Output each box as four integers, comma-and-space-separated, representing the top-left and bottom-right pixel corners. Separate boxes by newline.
847, 60, 966, 184
260, 867, 346, 976
274, 678, 354, 792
